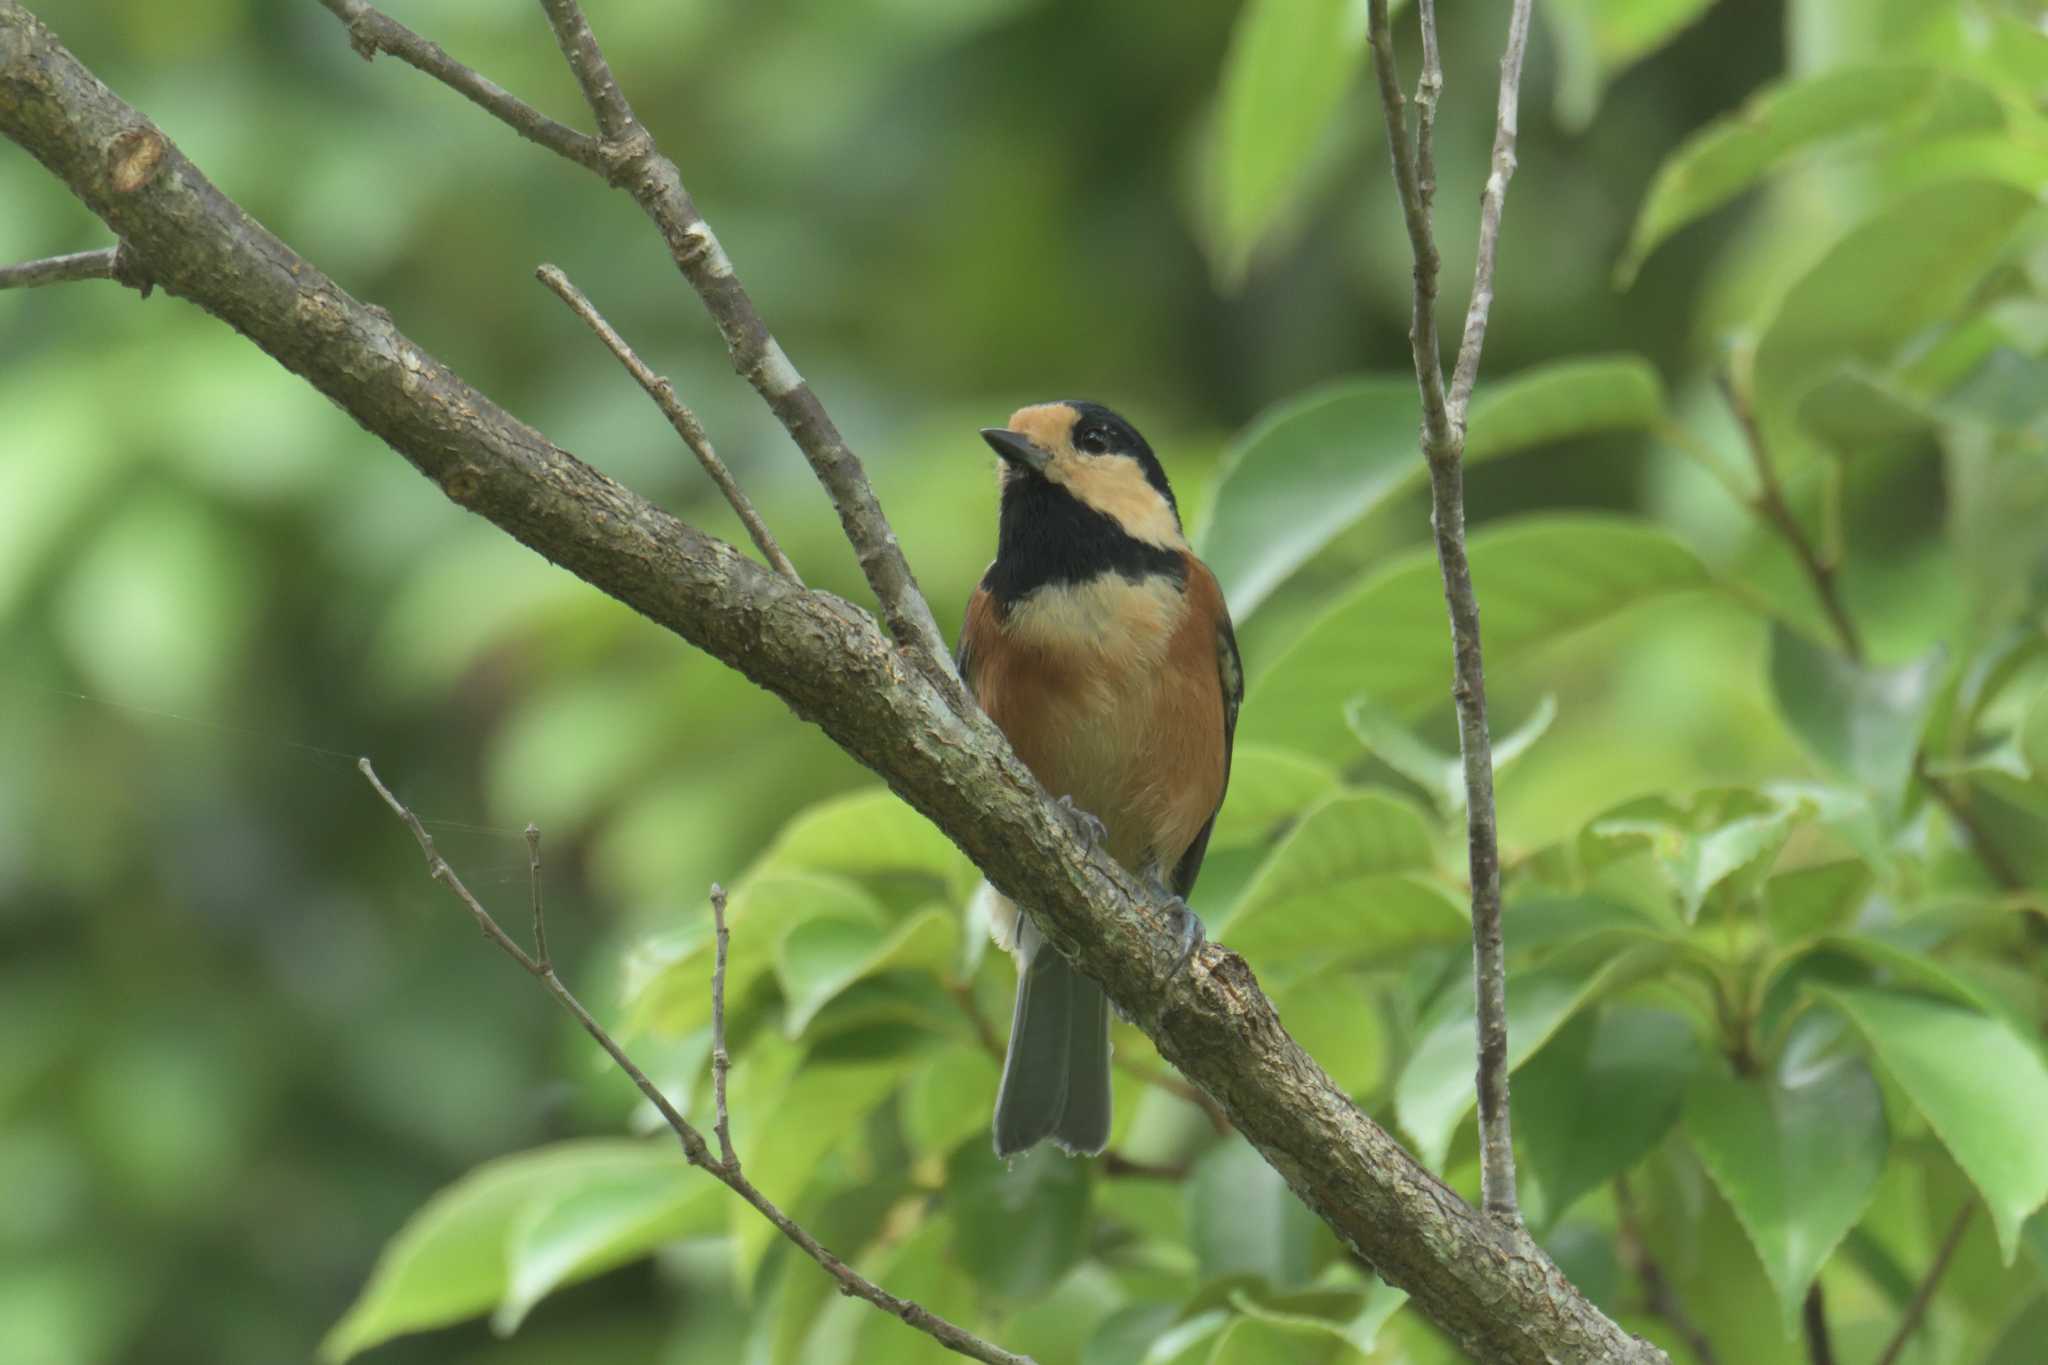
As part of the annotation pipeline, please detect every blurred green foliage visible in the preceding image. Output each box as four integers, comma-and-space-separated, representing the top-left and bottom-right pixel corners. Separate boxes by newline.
5, 0, 2048, 1363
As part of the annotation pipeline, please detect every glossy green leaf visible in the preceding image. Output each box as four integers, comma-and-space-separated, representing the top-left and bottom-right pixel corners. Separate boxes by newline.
775, 907, 958, 1036
1762, 860, 1872, 941
1188, 1137, 1330, 1290
903, 1044, 1000, 1158
1219, 793, 1464, 973
494, 1160, 720, 1332
1985, 1296, 2048, 1365
1684, 1042, 1887, 1333
1205, 1313, 1356, 1365
1199, 358, 1665, 618
947, 1143, 1092, 1299
1209, 0, 1371, 284
1244, 517, 1712, 754
1545, 0, 1718, 132
1273, 970, 1386, 1097
1753, 180, 2036, 467
321, 1142, 690, 1362
1396, 953, 1662, 1169
1347, 694, 1557, 811
1768, 626, 1943, 800
1618, 65, 1939, 281
1208, 745, 1343, 850
729, 1053, 905, 1287
625, 871, 885, 1037
1517, 1007, 1700, 1227
756, 788, 968, 892
1820, 987, 2048, 1260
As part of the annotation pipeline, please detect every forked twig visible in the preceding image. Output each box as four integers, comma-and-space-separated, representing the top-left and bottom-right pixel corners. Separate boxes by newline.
357, 758, 1031, 1365
1364, 0, 1535, 1226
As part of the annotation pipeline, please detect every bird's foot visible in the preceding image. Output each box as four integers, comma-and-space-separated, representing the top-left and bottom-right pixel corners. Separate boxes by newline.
1056, 794, 1108, 848
1139, 860, 1206, 974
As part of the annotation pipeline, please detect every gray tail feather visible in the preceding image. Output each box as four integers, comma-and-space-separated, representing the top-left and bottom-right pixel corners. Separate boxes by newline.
992, 942, 1112, 1157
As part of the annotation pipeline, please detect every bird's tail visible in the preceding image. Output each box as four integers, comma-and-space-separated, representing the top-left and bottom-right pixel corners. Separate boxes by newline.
992, 924, 1112, 1157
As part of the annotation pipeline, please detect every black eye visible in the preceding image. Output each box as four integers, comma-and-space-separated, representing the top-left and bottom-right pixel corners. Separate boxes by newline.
1074, 426, 1111, 454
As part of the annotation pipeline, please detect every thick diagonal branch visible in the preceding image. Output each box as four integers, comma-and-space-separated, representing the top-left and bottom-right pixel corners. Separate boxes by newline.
0, 5, 1662, 1358
1366, 0, 1532, 1226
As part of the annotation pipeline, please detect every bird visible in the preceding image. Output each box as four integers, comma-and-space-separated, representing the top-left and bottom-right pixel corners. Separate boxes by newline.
959, 399, 1241, 1158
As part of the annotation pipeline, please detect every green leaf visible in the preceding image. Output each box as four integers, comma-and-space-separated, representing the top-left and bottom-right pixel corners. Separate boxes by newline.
728, 1050, 905, 1288
1544, 0, 1719, 133
1683, 1047, 1888, 1333
1396, 953, 1661, 1169
1273, 970, 1386, 1097
1219, 793, 1464, 973
495, 1160, 720, 1332
903, 1044, 1000, 1158
626, 871, 885, 1037
1618, 65, 1940, 282
1244, 517, 1712, 755
1205, 1314, 1356, 1365
1347, 694, 1557, 811
1208, 745, 1343, 850
1517, 1007, 1700, 1227
1762, 860, 1872, 941
1187, 1136, 1330, 1290
1752, 180, 2037, 469
1209, 0, 1371, 284
776, 908, 959, 1036
947, 1143, 1092, 1299
1199, 358, 1666, 617
1768, 626, 1943, 801
321, 1141, 689, 1362
755, 788, 968, 893
1819, 987, 2048, 1261
1985, 1296, 2048, 1365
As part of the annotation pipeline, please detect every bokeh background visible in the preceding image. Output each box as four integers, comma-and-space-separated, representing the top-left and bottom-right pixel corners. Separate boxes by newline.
5, 1, 2044, 1363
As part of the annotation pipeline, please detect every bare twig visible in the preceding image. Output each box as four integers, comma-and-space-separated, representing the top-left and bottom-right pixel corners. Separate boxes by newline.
708, 882, 736, 1170
356, 759, 1032, 1365
312, 0, 963, 706
525, 822, 548, 970
1872, 1205, 1970, 1365
1447, 0, 1534, 421
535, 264, 799, 581
1801, 1283, 1835, 1365
1616, 1176, 1719, 1365
1365, 0, 1532, 1227
314, 0, 603, 171
0, 240, 151, 293
1719, 371, 1864, 662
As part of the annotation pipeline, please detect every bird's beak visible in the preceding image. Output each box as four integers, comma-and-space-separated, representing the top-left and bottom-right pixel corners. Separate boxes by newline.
980, 427, 1052, 475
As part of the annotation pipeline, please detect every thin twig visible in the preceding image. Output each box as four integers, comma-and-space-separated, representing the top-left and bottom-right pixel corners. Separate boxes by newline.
1446, 0, 1534, 422
1719, 372, 1864, 661
315, 0, 604, 171
525, 822, 548, 970
312, 0, 960, 702
535, 264, 799, 581
357, 758, 1032, 1365
1365, 0, 1531, 1227
1801, 1283, 1835, 1365
0, 241, 151, 294
1872, 1205, 1971, 1365
1615, 1176, 1719, 1365
709, 882, 736, 1170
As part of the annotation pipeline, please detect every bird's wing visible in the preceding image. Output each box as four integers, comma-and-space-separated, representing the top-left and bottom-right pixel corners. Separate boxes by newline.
1170, 570, 1242, 900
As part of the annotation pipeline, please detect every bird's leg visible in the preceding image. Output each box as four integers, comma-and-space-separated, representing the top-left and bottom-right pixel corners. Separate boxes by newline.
1138, 857, 1206, 975
1056, 793, 1108, 848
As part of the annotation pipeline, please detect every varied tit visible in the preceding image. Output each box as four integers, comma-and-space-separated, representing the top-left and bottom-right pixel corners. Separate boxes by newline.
961, 400, 1241, 1158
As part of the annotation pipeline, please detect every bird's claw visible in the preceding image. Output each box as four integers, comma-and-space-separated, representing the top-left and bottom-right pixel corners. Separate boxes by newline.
1057, 794, 1107, 847
1160, 897, 1207, 975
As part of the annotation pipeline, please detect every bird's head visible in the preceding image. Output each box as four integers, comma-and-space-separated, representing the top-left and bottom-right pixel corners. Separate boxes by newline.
980, 401, 1183, 550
